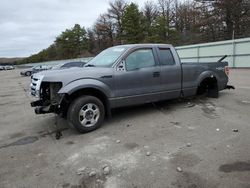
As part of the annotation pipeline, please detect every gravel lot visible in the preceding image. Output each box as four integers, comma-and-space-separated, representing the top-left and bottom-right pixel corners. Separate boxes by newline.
0, 69, 250, 188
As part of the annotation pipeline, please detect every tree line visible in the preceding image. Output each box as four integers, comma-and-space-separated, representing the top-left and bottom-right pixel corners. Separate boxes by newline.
21, 0, 250, 64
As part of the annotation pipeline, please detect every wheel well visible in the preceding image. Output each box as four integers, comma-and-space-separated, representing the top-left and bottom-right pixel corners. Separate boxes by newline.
62, 88, 110, 117
197, 77, 218, 95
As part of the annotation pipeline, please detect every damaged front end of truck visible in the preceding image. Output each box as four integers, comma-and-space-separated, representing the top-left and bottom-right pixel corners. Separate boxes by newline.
30, 75, 66, 115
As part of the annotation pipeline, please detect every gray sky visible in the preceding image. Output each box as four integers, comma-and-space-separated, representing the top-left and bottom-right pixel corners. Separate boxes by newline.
0, 0, 155, 58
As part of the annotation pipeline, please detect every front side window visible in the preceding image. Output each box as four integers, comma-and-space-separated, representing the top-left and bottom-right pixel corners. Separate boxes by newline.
158, 48, 175, 65
125, 49, 156, 71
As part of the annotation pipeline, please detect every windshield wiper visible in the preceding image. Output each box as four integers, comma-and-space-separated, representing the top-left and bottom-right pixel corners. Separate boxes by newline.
84, 64, 95, 67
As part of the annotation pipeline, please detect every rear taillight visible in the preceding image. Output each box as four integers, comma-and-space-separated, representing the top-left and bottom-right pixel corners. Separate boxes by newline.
224, 66, 229, 76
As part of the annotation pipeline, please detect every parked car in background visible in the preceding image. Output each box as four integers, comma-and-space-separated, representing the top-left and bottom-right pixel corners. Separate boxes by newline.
52, 61, 86, 70
0, 65, 15, 70
4, 65, 15, 70
20, 65, 51, 76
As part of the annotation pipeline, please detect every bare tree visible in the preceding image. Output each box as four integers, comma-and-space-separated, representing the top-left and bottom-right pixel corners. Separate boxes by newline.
157, 0, 175, 40
108, 0, 127, 44
142, 1, 159, 40
143, 1, 158, 25
213, 0, 250, 39
94, 14, 115, 50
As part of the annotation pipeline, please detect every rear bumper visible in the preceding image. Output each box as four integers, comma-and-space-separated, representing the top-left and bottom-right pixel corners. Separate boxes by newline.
218, 77, 229, 91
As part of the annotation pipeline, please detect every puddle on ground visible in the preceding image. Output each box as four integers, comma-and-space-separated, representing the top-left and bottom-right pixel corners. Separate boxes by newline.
171, 171, 218, 188
124, 142, 139, 150
0, 136, 39, 149
9, 132, 25, 139
219, 161, 250, 173
0, 94, 13, 97
38, 127, 69, 138
0, 102, 11, 106
65, 141, 75, 145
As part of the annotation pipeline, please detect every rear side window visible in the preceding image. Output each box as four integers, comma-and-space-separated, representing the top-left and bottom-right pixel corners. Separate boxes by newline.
158, 48, 175, 65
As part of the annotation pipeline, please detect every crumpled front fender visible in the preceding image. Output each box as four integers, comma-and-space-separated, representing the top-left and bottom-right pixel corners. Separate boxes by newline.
58, 79, 112, 98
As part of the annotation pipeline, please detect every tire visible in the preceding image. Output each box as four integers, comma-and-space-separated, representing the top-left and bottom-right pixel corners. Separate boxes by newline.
67, 95, 105, 133
25, 71, 31, 76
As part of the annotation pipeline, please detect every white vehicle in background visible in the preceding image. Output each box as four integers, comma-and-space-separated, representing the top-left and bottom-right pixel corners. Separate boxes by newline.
20, 65, 52, 76
0, 65, 15, 70
4, 65, 15, 70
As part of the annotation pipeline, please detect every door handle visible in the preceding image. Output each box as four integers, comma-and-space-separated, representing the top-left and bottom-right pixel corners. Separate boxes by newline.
153, 71, 160, 77
100, 75, 113, 79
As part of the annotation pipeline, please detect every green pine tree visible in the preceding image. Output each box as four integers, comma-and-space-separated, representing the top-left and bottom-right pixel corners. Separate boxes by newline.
121, 3, 144, 43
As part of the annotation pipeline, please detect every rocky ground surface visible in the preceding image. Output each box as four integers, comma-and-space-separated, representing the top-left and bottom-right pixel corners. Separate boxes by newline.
0, 69, 249, 188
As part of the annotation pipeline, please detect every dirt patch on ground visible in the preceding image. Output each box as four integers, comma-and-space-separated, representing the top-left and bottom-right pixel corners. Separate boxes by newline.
170, 152, 202, 168
124, 142, 139, 150
171, 171, 218, 188
8, 132, 25, 139
198, 101, 219, 119
76, 173, 106, 188
0, 136, 39, 149
219, 161, 250, 173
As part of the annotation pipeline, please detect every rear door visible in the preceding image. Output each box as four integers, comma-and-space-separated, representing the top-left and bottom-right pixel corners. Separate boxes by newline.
156, 48, 182, 99
113, 48, 161, 107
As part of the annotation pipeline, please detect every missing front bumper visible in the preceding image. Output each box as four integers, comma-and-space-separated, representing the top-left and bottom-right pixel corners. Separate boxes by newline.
34, 106, 56, 114
31, 100, 58, 114
31, 94, 66, 115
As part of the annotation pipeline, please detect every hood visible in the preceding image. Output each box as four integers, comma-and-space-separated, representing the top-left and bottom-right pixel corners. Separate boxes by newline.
33, 67, 113, 86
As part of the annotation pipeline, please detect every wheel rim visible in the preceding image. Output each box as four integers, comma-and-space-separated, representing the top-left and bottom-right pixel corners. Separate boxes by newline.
79, 103, 100, 127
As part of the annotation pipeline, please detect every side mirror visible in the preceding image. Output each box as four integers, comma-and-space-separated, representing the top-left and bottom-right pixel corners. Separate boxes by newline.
118, 65, 124, 69
117, 60, 125, 71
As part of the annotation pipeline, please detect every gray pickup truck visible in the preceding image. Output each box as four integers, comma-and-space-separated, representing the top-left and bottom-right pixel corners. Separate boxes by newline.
31, 44, 230, 133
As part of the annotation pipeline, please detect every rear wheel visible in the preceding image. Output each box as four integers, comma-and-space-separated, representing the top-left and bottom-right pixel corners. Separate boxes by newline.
197, 77, 218, 98
67, 95, 105, 133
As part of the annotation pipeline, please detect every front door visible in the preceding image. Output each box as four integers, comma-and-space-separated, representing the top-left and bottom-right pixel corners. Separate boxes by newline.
113, 48, 161, 107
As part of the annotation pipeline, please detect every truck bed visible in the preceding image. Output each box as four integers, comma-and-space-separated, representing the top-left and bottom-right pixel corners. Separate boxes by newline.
181, 61, 228, 96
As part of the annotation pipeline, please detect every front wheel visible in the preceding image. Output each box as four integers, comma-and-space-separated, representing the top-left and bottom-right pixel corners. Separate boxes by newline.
67, 96, 105, 133
25, 71, 31, 76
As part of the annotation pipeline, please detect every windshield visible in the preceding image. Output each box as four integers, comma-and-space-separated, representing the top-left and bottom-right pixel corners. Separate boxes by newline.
86, 46, 128, 67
